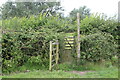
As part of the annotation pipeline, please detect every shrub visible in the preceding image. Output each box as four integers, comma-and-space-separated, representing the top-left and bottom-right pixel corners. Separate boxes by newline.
2, 13, 67, 73
80, 32, 118, 62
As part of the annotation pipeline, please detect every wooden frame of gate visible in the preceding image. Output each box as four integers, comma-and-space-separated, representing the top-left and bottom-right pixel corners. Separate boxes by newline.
49, 40, 59, 71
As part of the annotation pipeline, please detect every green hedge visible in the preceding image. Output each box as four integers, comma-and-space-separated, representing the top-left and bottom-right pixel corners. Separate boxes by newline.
2, 13, 67, 73
80, 32, 118, 62
1, 13, 118, 73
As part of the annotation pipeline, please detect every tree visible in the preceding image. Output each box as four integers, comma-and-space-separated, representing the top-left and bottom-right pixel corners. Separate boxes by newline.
0, 2, 63, 19
69, 6, 91, 21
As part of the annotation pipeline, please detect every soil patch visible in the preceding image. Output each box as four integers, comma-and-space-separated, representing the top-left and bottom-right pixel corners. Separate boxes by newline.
65, 71, 95, 75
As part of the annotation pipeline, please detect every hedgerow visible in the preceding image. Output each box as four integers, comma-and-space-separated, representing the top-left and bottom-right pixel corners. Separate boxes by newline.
1, 13, 118, 73
2, 13, 67, 73
80, 14, 118, 63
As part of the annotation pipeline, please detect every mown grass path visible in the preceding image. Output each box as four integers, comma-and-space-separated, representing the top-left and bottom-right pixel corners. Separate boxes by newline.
1, 67, 118, 78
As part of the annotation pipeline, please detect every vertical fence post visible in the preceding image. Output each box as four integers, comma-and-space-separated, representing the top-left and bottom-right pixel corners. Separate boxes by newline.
118, 1, 120, 22
77, 13, 80, 64
49, 41, 52, 71
56, 40, 59, 64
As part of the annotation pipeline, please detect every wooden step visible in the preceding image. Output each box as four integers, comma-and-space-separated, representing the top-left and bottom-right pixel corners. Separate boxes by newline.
65, 41, 74, 44
65, 47, 72, 49
65, 44, 74, 47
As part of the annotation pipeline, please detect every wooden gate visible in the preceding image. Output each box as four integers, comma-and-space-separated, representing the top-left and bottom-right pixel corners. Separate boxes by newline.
61, 34, 75, 63
65, 36, 74, 50
49, 40, 59, 71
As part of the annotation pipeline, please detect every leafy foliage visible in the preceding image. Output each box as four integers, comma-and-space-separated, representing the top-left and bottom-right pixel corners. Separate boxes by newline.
1, 12, 118, 73
81, 32, 118, 62
2, 13, 68, 73
79, 14, 118, 62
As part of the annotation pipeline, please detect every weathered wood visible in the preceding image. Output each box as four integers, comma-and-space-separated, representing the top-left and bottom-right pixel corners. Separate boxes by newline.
52, 54, 56, 57
49, 41, 52, 71
65, 43, 74, 45
65, 41, 74, 43
65, 47, 72, 49
118, 1, 120, 22
56, 40, 59, 64
52, 59, 56, 62
77, 13, 80, 63
52, 64, 56, 68
49, 40, 59, 71
65, 44, 74, 47
65, 37, 74, 47
66, 38, 74, 40
66, 36, 74, 38
52, 42, 59, 45
52, 48, 56, 51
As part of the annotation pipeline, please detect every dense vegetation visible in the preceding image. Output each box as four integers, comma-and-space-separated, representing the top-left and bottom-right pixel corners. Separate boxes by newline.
2, 13, 118, 74
80, 15, 118, 62
1, 2, 118, 76
2, 13, 69, 73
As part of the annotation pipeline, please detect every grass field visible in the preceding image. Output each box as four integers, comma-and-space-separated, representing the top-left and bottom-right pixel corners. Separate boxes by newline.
1, 66, 118, 78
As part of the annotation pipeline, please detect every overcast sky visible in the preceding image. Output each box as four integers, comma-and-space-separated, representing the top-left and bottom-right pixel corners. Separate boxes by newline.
61, 0, 119, 17
0, 0, 119, 17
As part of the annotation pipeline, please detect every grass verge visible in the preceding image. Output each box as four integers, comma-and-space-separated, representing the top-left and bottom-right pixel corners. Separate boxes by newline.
2, 66, 118, 78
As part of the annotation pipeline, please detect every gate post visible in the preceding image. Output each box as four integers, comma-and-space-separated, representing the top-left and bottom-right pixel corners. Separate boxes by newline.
49, 41, 52, 71
77, 13, 80, 64
56, 40, 59, 64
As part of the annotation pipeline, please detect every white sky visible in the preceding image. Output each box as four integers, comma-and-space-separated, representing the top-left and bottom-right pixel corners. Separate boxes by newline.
61, 0, 119, 17
0, 0, 119, 17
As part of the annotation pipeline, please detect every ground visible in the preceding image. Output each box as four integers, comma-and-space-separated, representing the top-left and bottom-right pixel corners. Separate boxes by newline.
1, 66, 118, 78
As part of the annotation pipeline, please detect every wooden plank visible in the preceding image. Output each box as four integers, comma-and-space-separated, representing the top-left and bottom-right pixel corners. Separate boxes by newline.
65, 45, 73, 47
64, 38, 74, 40
65, 44, 74, 47
52, 59, 56, 62
52, 43, 56, 45
65, 40, 74, 42
52, 54, 56, 57
66, 38, 74, 40
77, 13, 80, 63
52, 48, 56, 51
52, 64, 56, 68
56, 40, 59, 64
119, 2, 120, 22
65, 41, 74, 43
65, 42, 74, 44
49, 41, 52, 71
52, 42, 59, 45
65, 47, 72, 49
67, 36, 74, 38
